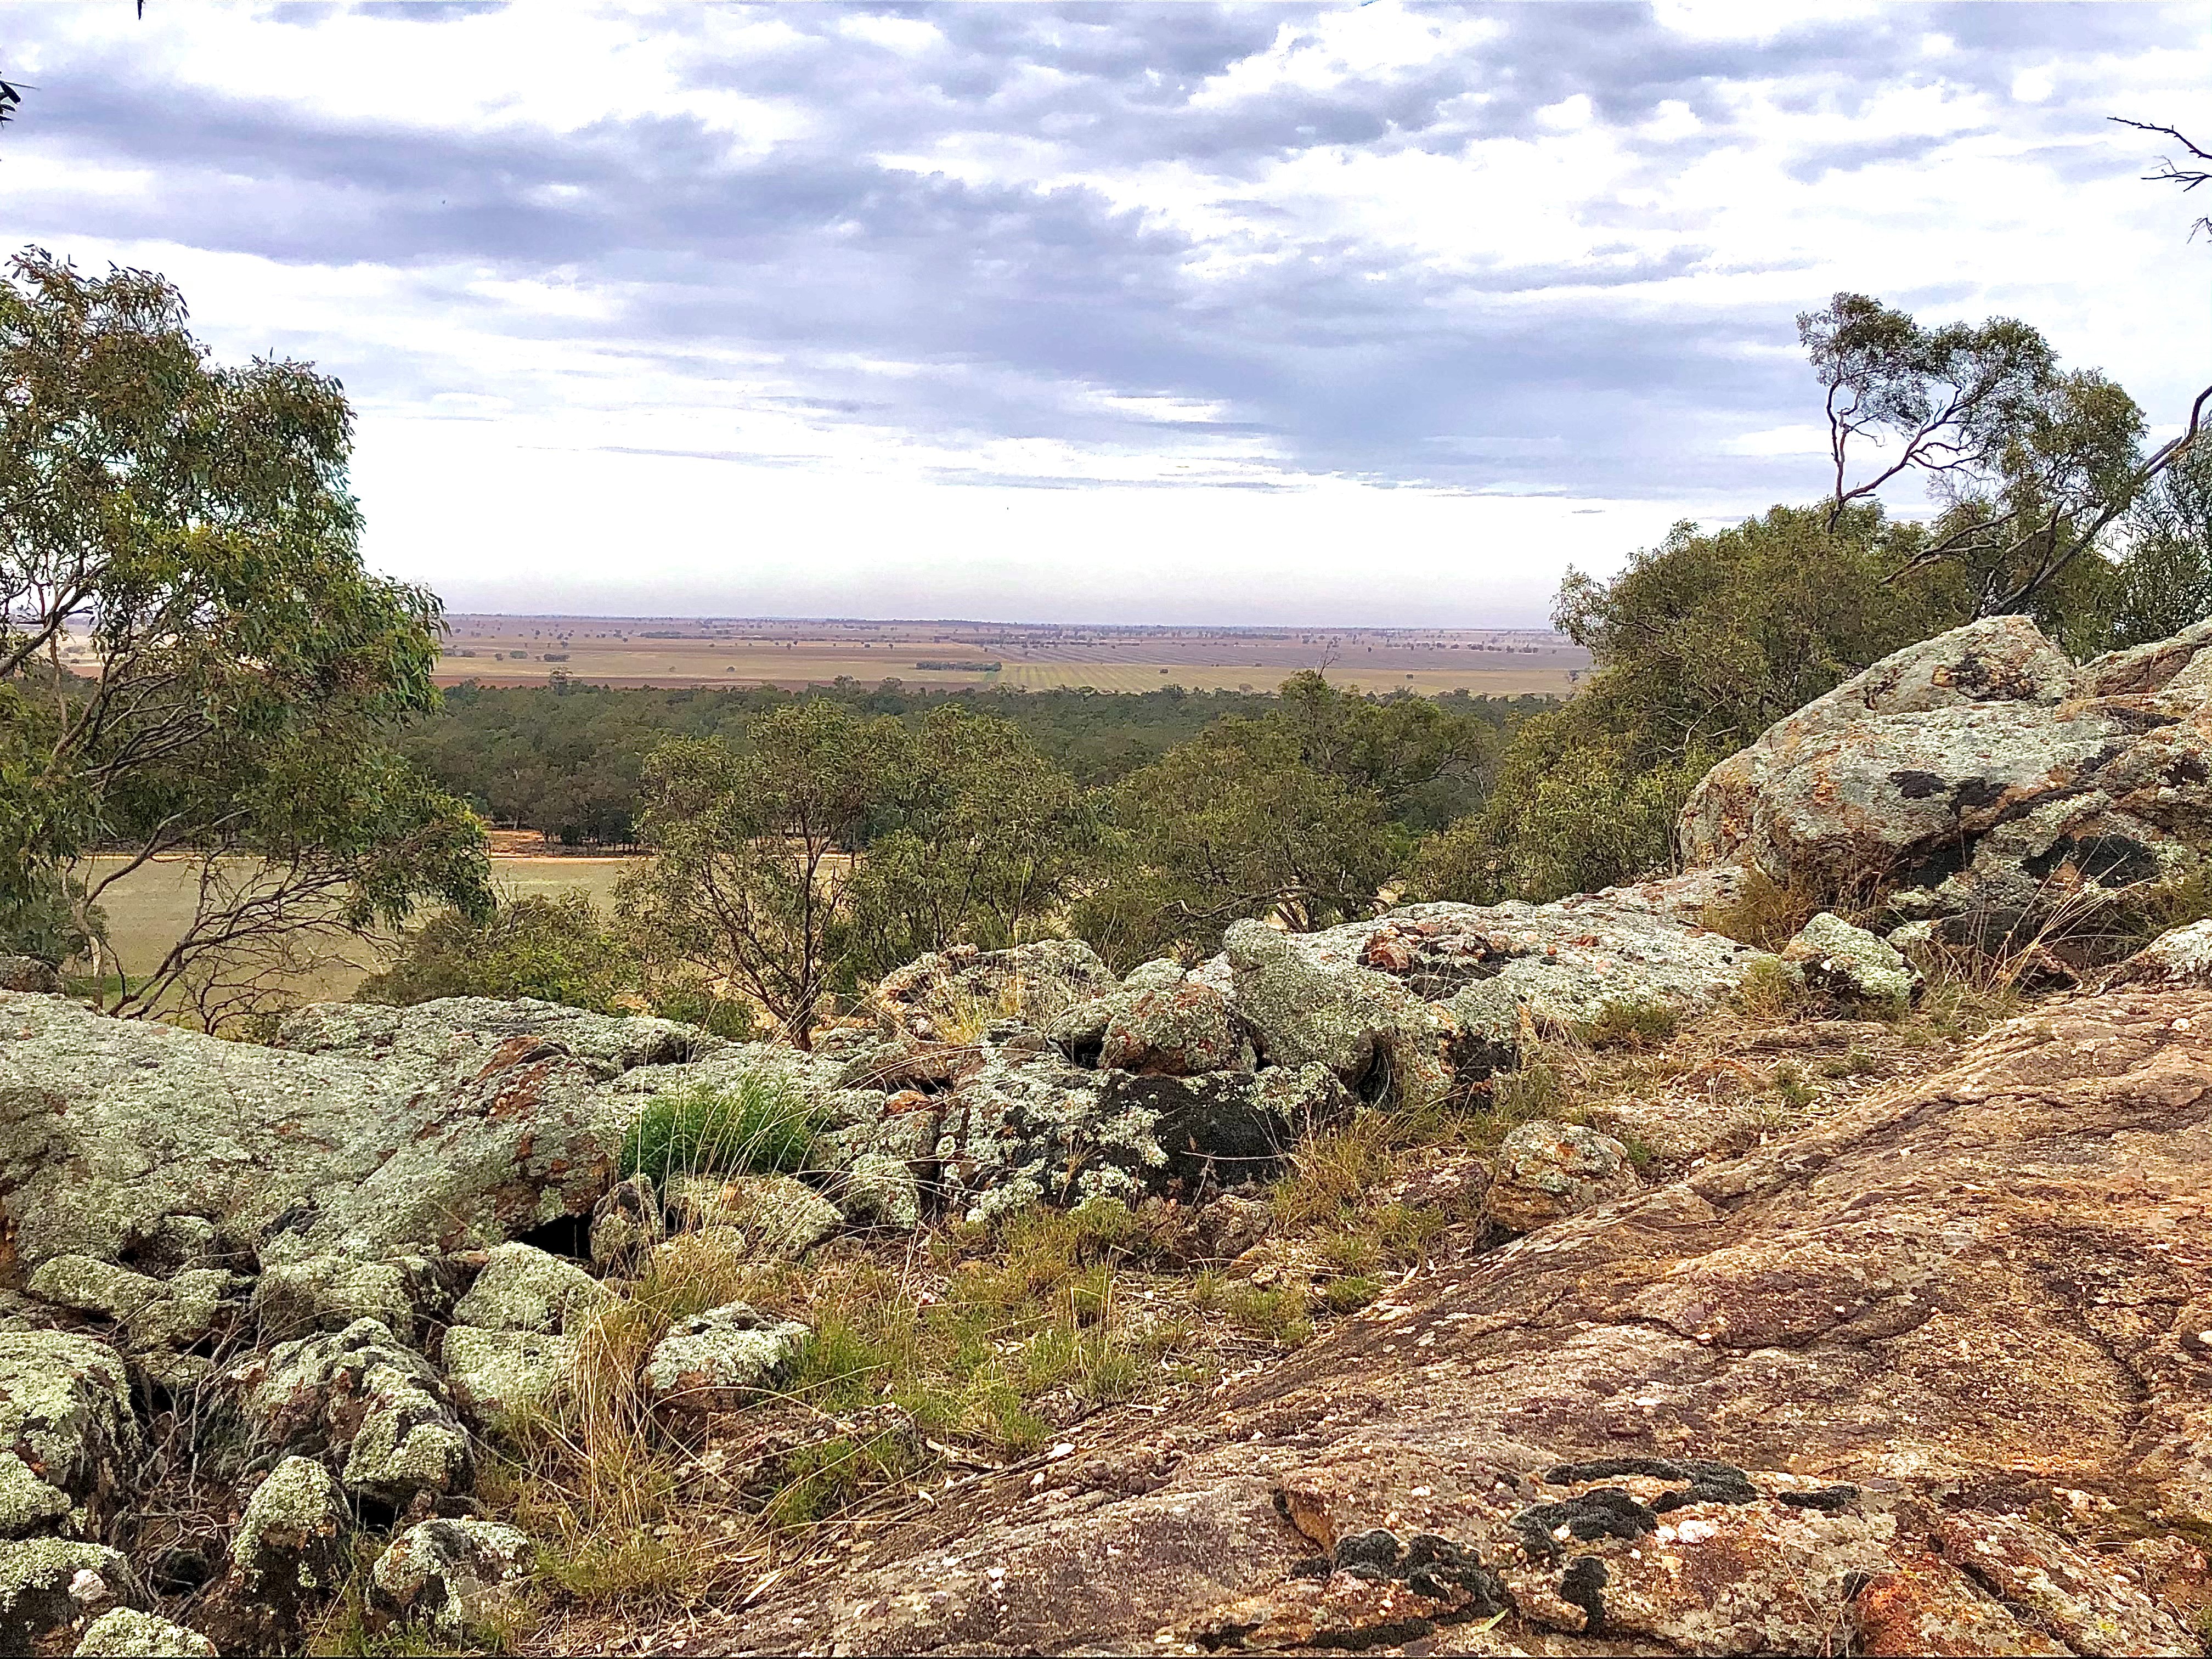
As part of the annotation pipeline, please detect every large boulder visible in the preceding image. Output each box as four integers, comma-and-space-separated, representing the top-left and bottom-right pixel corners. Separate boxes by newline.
235, 1319, 472, 1506
873, 940, 1114, 1041
1680, 615, 2212, 921
0, 993, 710, 1277
0, 1332, 139, 1540
716, 985, 2212, 1656
1195, 879, 1777, 1081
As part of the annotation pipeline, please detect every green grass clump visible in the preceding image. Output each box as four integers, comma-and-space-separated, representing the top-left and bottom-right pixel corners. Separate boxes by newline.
1223, 1284, 1311, 1347
618, 1075, 819, 1184
1319, 1275, 1383, 1314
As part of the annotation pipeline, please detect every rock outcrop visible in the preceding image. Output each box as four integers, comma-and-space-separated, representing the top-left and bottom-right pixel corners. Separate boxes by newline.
1681, 614, 2212, 924
715, 985, 2212, 1655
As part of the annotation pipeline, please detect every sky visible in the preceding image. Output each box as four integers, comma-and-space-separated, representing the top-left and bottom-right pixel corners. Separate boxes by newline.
2, 2, 2209, 625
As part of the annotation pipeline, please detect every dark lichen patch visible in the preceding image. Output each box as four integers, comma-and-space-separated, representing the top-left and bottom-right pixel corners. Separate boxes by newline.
1508, 1487, 1657, 1565
1558, 1554, 1609, 1633
1543, 1455, 1757, 1511
1327, 1529, 1510, 1611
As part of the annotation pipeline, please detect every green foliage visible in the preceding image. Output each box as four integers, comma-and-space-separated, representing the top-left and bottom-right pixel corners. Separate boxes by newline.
1319, 1275, 1383, 1314
1412, 504, 1970, 905
617, 1076, 820, 1186
358, 892, 637, 1013
0, 248, 489, 1018
1221, 1283, 1312, 1347
2105, 436, 2212, 648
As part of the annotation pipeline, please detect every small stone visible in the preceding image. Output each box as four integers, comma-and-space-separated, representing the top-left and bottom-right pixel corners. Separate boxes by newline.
2123, 918, 2212, 987
1098, 982, 1254, 1076
369, 1518, 534, 1641
643, 1302, 808, 1419
72, 1607, 218, 1656
450, 1242, 610, 1335
0, 1540, 145, 1654
1784, 913, 1919, 1007
1487, 1120, 1638, 1232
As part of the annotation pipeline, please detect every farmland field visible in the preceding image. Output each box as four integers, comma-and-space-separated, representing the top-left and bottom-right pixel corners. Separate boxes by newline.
435, 614, 1587, 697
88, 853, 640, 1006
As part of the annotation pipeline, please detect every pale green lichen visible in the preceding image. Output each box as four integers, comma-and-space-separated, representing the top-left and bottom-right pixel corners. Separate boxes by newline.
0, 1535, 130, 1596
438, 1327, 577, 1422
232, 1455, 345, 1588
450, 1242, 609, 1334
370, 1519, 534, 1639
69, 1606, 217, 1656
0, 1333, 136, 1536
0, 1455, 67, 1537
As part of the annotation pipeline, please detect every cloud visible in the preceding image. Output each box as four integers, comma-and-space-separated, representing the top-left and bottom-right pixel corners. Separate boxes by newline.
1, 1, 2207, 620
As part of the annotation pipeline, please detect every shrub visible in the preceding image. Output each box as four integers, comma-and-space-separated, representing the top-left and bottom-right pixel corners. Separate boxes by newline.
617, 1075, 819, 1186
1700, 869, 1826, 953
358, 891, 636, 1014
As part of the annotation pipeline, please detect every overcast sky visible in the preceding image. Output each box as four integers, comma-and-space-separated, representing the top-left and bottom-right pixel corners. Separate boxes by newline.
4, 2, 2209, 623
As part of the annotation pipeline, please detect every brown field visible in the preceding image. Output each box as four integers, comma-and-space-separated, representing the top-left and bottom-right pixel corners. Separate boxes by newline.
435, 615, 1588, 696
89, 854, 641, 1007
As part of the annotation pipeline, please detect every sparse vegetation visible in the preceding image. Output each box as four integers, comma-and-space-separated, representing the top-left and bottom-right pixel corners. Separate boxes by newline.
617, 1076, 821, 1186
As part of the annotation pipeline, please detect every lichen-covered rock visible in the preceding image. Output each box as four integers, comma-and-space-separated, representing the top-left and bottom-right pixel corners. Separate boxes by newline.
0, 1332, 139, 1539
202, 1455, 346, 1651
1220, 921, 1449, 1099
369, 1518, 534, 1641
450, 1242, 610, 1334
0, 958, 61, 995
2122, 918, 2212, 986
249, 1254, 455, 1346
0, 1539, 145, 1654
23, 1259, 240, 1390
589, 1174, 663, 1273
71, 1607, 218, 1657
237, 1319, 472, 1505
1485, 1120, 1638, 1232
873, 939, 1114, 1041
642, 1302, 808, 1419
666, 1173, 842, 1259
1782, 912, 1920, 1007
1098, 983, 1254, 1076
835, 1152, 924, 1230
718, 986, 2212, 1657
438, 1327, 578, 1424
1680, 615, 2212, 920
0, 992, 709, 1277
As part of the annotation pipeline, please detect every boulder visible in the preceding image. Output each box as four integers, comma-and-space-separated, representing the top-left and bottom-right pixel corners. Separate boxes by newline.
873, 939, 1114, 1041
834, 1152, 924, 1231
0, 958, 62, 995
369, 1518, 534, 1642
642, 1303, 808, 1419
0, 1540, 145, 1654
236, 1319, 472, 1505
0, 1332, 139, 1539
589, 1174, 663, 1273
25, 1260, 241, 1388
1680, 615, 2212, 921
438, 1327, 578, 1424
0, 992, 708, 1276
202, 1455, 347, 1651
1781, 912, 1920, 1007
716, 986, 2212, 1656
1099, 983, 1254, 1076
450, 1242, 610, 1334
2122, 918, 2212, 986
665, 1173, 842, 1259
71, 1608, 218, 1657
1485, 1120, 1639, 1232
1219, 921, 1449, 1100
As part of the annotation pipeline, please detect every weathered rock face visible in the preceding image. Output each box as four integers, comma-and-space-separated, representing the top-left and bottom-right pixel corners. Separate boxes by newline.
0, 1539, 146, 1654
642, 1302, 809, 1420
873, 939, 1115, 1041
714, 986, 2212, 1656
1681, 614, 2212, 922
0, 958, 60, 995
2125, 918, 2212, 986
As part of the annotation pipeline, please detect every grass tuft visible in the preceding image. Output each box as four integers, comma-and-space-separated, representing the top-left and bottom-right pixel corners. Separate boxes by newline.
618, 1075, 820, 1186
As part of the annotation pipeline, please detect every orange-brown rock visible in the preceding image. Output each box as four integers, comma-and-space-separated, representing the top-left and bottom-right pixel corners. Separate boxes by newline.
716, 988, 2212, 1655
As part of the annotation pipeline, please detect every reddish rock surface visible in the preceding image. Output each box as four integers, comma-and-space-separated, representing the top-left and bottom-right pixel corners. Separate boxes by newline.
716, 987, 2212, 1655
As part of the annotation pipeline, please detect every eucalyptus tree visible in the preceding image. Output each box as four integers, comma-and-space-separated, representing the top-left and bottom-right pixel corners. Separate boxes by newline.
0, 249, 490, 1022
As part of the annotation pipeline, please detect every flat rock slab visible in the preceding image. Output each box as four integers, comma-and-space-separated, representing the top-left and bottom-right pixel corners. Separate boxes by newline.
713, 986, 2212, 1656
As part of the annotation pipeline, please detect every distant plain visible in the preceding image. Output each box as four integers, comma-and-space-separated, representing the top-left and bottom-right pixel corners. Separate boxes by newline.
433, 616, 1589, 696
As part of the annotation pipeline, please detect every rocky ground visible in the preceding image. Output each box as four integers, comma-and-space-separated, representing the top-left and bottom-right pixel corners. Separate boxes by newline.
3, 614, 2211, 1657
